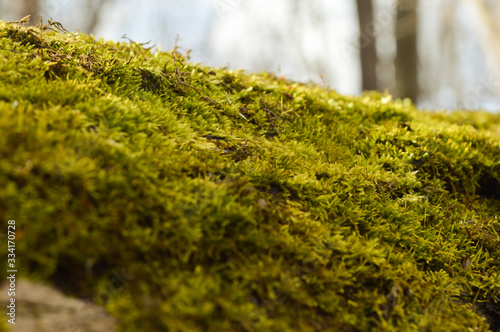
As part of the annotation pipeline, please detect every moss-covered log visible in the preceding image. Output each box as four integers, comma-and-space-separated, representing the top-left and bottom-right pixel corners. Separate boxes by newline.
0, 20, 499, 332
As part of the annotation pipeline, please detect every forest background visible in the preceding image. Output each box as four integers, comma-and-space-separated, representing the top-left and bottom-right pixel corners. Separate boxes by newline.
2, 0, 500, 113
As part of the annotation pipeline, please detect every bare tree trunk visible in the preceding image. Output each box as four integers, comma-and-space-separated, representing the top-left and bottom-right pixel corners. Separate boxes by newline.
20, 0, 39, 25
356, 0, 378, 91
395, 0, 418, 102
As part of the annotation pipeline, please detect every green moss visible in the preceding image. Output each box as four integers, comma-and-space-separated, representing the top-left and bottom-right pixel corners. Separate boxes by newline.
0, 21, 499, 331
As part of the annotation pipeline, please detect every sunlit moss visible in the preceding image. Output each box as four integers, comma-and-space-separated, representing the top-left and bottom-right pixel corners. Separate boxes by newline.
0, 20, 499, 332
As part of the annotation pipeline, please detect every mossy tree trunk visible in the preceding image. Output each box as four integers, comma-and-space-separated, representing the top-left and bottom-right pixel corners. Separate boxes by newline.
395, 0, 418, 102
356, 0, 378, 92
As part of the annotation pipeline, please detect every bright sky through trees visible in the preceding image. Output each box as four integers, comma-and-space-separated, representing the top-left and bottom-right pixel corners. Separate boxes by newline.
1, 0, 499, 112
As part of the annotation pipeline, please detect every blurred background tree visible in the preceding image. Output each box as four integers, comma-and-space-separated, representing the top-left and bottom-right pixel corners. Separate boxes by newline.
356, 0, 378, 92
395, 0, 418, 102
20, 0, 39, 24
1, 0, 499, 113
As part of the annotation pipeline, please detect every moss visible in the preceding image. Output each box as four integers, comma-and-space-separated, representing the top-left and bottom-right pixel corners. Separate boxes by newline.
0, 20, 499, 331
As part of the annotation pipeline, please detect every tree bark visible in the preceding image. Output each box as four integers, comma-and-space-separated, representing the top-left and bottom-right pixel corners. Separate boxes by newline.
395, 0, 418, 102
356, 0, 378, 91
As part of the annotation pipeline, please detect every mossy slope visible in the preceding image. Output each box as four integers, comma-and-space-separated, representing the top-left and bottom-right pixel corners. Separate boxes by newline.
0, 21, 500, 332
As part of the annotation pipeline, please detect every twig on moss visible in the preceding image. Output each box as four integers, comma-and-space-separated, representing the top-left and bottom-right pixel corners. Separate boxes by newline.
7, 15, 31, 25
87, 39, 96, 56
40, 18, 72, 35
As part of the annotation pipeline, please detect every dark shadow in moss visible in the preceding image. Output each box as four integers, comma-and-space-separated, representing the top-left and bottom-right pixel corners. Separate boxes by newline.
477, 173, 500, 199
477, 300, 500, 332
457, 293, 500, 332
221, 73, 246, 93
49, 255, 110, 298
138, 68, 163, 93
3, 26, 44, 48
